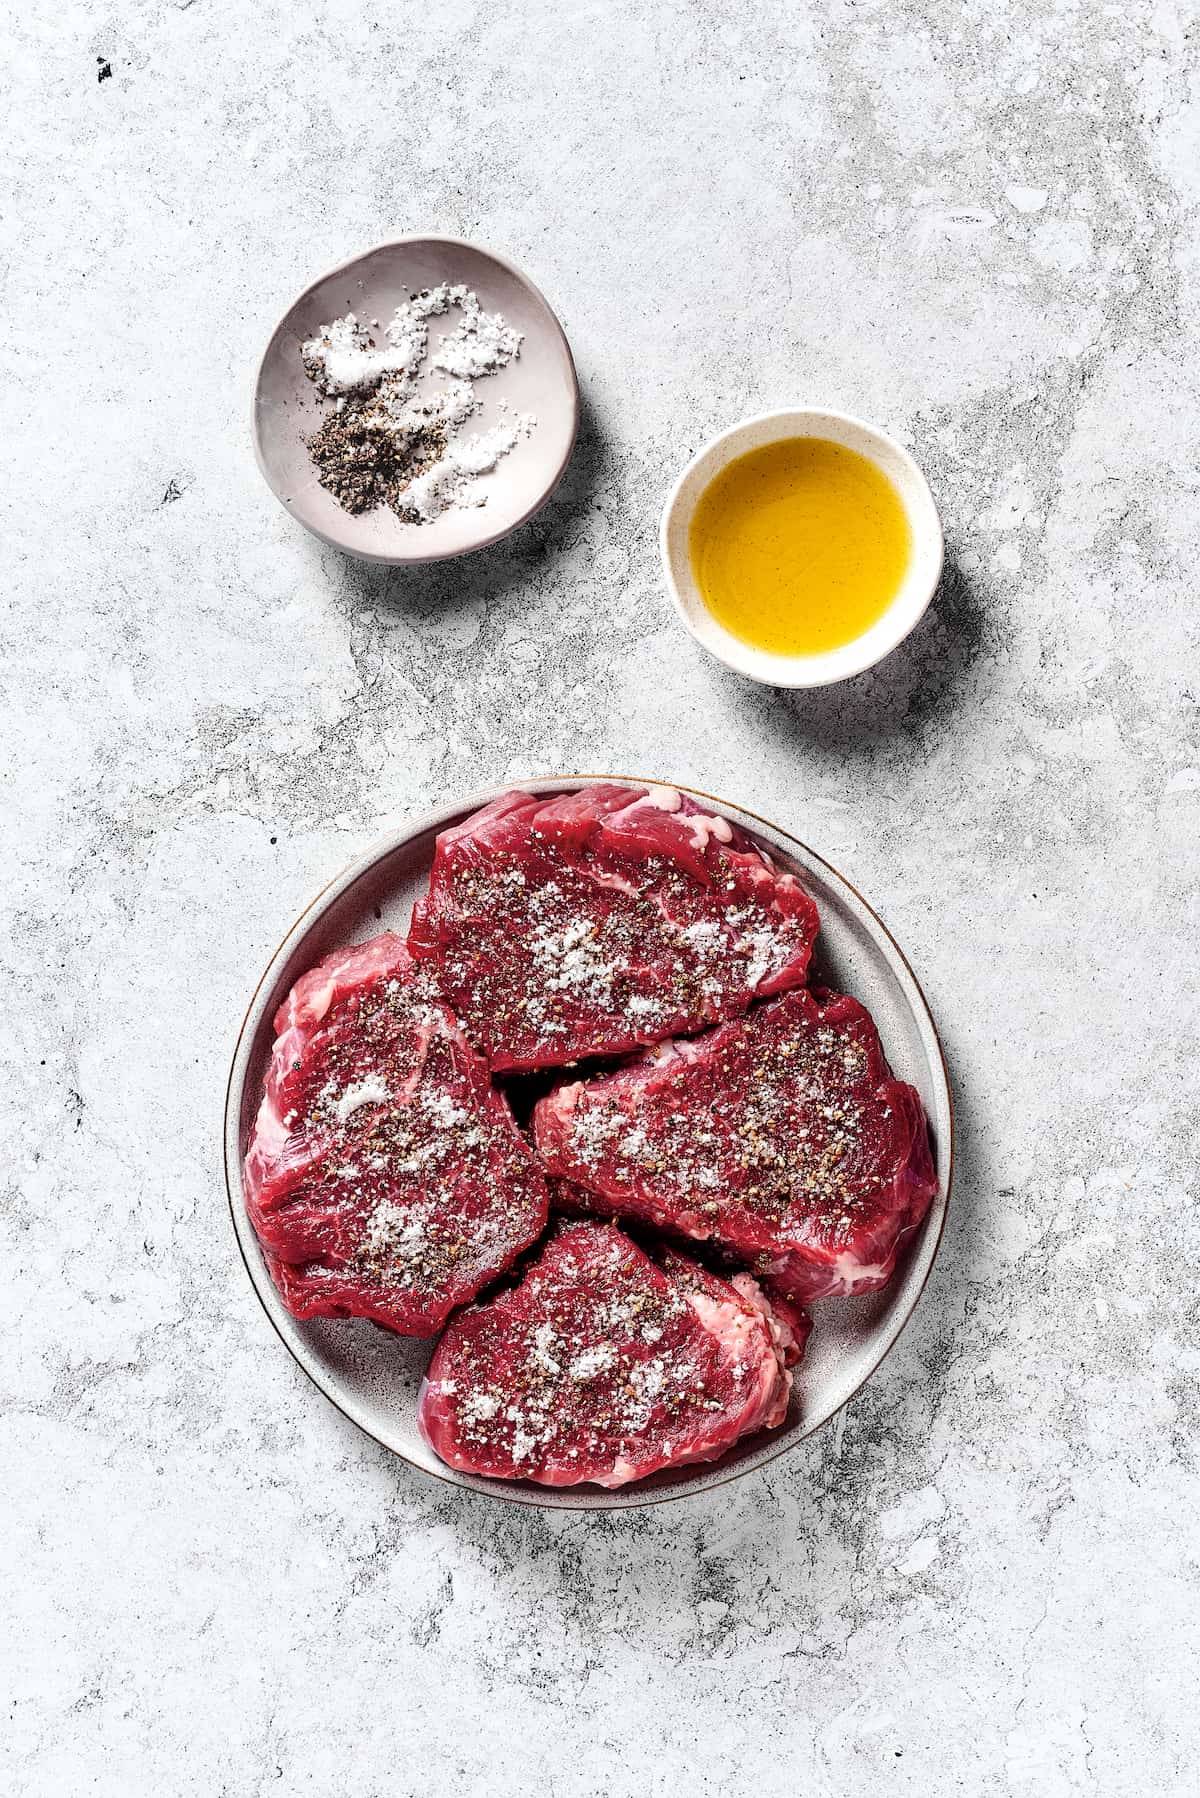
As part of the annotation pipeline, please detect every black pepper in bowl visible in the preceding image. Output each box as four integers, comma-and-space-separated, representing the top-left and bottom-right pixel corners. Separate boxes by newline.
306, 405, 447, 516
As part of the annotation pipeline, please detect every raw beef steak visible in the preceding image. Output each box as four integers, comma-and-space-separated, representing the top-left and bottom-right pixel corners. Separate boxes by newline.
418, 1220, 800, 1487
406, 783, 820, 1071
545, 1178, 812, 1363
533, 987, 937, 1303
244, 932, 548, 1335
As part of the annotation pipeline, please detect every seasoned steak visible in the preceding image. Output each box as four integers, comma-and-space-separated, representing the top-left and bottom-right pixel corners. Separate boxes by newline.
244, 933, 548, 1335
406, 783, 819, 1071
545, 1178, 812, 1363
532, 987, 936, 1303
417, 1220, 800, 1487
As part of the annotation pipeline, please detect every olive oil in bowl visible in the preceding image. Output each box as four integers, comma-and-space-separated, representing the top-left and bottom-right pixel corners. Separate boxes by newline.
687, 436, 912, 658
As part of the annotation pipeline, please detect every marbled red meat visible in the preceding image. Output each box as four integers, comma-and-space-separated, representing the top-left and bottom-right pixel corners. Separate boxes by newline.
244, 933, 548, 1335
544, 1178, 813, 1362
532, 987, 936, 1303
417, 1219, 802, 1487
406, 783, 819, 1071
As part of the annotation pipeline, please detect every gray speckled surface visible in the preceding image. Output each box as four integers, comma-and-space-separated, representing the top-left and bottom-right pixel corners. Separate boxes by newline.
4, 3, 1197, 1793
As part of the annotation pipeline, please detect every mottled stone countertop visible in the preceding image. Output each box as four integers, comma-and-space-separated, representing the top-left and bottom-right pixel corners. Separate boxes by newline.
5, 3, 1196, 1793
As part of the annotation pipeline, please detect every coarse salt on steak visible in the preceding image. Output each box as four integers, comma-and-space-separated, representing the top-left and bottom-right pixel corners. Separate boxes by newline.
406, 783, 820, 1071
532, 987, 937, 1304
244, 932, 548, 1335
417, 1219, 801, 1487
543, 1177, 813, 1364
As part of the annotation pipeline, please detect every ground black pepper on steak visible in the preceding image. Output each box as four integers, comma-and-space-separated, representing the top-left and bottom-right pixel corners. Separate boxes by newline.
532, 986, 936, 1303
406, 783, 820, 1071
417, 1218, 804, 1487
243, 932, 548, 1335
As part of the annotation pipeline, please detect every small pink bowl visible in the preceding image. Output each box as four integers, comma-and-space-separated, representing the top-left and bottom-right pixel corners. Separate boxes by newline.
253, 237, 579, 565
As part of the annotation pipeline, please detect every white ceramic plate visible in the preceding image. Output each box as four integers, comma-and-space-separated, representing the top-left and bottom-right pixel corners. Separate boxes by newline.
253, 237, 579, 564
224, 779, 953, 1509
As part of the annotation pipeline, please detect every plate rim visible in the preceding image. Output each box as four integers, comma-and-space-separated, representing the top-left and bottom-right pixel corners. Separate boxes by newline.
223, 775, 954, 1509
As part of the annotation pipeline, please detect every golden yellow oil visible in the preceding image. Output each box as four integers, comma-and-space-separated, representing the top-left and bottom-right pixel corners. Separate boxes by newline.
688, 436, 912, 657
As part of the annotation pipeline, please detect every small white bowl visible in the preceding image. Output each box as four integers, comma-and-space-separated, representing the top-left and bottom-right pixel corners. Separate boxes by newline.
660, 407, 943, 687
